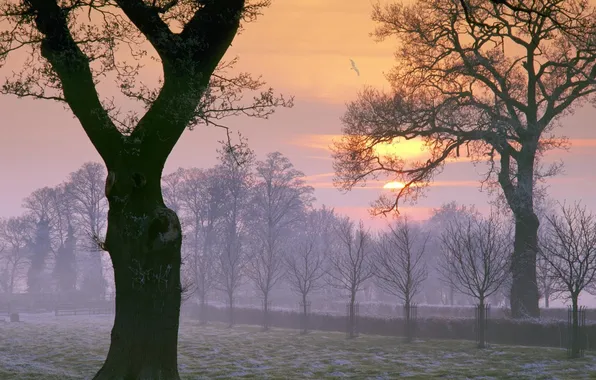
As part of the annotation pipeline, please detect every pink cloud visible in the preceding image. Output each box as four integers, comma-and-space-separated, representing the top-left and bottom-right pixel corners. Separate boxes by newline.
294, 135, 596, 165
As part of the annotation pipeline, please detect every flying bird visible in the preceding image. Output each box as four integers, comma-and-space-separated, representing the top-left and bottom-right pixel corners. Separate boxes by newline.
349, 59, 360, 76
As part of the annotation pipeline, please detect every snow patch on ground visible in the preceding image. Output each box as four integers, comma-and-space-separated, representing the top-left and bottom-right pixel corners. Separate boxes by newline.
0, 314, 595, 379
332, 359, 352, 366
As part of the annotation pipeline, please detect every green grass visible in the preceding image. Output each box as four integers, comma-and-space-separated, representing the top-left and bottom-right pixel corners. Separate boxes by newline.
0, 313, 594, 379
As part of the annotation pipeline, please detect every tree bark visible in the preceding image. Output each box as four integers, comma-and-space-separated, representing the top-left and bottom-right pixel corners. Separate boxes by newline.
301, 293, 308, 335
477, 299, 486, 349
199, 296, 208, 325
23, 2, 246, 378
348, 292, 356, 339
509, 211, 540, 318
404, 299, 412, 343
262, 292, 270, 331
93, 168, 182, 380
571, 295, 580, 358
228, 292, 235, 328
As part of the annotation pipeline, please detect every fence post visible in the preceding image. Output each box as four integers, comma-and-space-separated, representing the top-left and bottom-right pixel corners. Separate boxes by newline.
566, 305, 586, 358
403, 303, 418, 343
346, 302, 360, 339
475, 303, 489, 349
261, 299, 272, 331
299, 300, 311, 334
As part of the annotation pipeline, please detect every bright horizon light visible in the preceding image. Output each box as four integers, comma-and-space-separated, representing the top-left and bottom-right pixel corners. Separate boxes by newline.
383, 181, 405, 190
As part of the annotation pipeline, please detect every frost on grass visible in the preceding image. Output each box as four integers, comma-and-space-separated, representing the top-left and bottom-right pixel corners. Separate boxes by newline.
0, 314, 596, 379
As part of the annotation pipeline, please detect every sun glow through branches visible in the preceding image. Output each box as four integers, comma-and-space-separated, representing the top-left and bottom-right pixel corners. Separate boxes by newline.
383, 181, 405, 190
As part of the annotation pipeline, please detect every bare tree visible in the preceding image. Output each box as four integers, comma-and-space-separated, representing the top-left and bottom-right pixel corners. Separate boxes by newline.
0, 216, 34, 294
50, 184, 74, 250
328, 217, 374, 338
47, 183, 79, 295
535, 195, 557, 309
332, 0, 596, 318
162, 168, 187, 216
161, 168, 195, 303
536, 253, 555, 308
53, 223, 77, 294
66, 163, 108, 299
440, 210, 511, 348
23, 187, 54, 293
0, 0, 291, 376
214, 138, 255, 327
539, 202, 596, 358
247, 152, 314, 330
427, 202, 477, 306
67, 162, 107, 245
374, 216, 428, 342
285, 207, 334, 334
459, 0, 561, 26
179, 167, 226, 323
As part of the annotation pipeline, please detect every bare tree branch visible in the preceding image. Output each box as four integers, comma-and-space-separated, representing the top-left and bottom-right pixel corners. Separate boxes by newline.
373, 216, 428, 307
439, 208, 512, 303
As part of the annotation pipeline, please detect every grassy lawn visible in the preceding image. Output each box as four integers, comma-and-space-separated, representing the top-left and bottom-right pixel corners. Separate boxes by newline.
0, 313, 594, 379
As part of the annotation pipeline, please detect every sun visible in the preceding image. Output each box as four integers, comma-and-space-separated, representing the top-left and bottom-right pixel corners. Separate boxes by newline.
383, 181, 405, 190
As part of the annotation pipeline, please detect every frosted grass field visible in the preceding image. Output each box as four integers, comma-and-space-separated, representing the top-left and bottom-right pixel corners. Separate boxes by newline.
0, 313, 595, 379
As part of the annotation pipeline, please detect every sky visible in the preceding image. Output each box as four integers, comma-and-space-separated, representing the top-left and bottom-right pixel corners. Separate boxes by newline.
1, 0, 596, 234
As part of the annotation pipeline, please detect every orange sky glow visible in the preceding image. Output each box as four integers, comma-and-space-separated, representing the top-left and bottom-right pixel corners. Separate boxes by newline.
0, 0, 596, 228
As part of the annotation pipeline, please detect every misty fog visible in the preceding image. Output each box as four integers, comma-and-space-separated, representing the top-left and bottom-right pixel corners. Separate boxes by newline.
2, 0, 596, 379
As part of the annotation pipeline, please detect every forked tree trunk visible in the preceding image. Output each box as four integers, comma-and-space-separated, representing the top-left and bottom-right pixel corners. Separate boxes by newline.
510, 211, 540, 318
24, 0, 246, 376
93, 168, 182, 380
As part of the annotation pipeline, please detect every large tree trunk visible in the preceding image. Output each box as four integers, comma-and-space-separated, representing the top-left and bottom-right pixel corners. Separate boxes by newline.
509, 211, 540, 318
93, 168, 182, 380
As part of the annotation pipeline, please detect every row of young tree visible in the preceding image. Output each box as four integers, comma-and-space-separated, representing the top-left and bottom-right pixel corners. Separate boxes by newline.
323, 200, 596, 354
4, 139, 592, 343
440, 200, 596, 356
331, 0, 596, 320
158, 138, 596, 355
1, 140, 593, 355
0, 1, 586, 377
